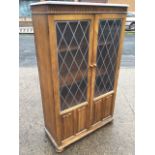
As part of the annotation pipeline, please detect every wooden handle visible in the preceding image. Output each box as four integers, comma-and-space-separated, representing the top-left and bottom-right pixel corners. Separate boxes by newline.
89, 64, 97, 68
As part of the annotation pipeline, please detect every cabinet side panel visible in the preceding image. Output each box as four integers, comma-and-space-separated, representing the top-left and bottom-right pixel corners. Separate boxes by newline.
32, 14, 56, 140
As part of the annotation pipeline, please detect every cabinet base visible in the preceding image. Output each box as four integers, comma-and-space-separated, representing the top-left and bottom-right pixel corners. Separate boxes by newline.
45, 116, 113, 152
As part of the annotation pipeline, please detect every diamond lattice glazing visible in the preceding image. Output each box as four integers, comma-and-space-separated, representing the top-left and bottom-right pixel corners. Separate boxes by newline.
94, 19, 122, 97
55, 20, 90, 110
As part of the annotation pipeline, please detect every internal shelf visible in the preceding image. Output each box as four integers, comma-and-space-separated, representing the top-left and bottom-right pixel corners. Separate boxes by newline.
60, 78, 87, 110
59, 67, 106, 87
58, 41, 111, 53
58, 43, 88, 53
60, 69, 87, 86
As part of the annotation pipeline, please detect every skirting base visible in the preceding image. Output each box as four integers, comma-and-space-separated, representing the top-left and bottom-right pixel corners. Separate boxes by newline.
45, 116, 113, 152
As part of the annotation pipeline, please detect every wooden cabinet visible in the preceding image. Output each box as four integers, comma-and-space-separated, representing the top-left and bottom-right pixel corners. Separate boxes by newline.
31, 1, 128, 152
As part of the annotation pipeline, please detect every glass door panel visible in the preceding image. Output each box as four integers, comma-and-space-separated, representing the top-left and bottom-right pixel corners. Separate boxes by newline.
94, 19, 122, 97
55, 20, 90, 111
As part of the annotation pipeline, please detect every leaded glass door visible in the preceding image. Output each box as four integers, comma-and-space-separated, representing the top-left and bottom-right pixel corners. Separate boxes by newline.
55, 17, 93, 112
92, 15, 122, 124
49, 15, 94, 140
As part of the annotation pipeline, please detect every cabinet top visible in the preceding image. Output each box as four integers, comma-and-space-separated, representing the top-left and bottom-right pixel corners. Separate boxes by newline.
30, 1, 128, 8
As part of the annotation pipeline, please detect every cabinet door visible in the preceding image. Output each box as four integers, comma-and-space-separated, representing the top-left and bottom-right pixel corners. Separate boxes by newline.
48, 15, 94, 141
92, 14, 126, 124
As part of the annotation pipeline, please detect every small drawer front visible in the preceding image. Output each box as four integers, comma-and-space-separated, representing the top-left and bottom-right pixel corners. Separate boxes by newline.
94, 94, 113, 123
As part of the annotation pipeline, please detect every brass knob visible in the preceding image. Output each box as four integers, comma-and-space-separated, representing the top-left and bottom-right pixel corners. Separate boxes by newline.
89, 64, 97, 68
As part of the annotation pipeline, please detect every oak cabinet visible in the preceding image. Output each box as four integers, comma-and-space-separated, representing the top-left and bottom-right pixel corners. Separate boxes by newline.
31, 1, 127, 152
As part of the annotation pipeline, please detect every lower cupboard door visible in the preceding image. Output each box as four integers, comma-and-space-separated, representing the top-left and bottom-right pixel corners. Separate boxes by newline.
60, 105, 88, 140
92, 17, 122, 124
93, 94, 114, 124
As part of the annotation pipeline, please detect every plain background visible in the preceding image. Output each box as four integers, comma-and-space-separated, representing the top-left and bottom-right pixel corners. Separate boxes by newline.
0, 0, 155, 154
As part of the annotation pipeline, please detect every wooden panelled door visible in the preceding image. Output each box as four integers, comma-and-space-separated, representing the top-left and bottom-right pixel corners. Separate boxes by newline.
92, 14, 123, 124
48, 15, 94, 142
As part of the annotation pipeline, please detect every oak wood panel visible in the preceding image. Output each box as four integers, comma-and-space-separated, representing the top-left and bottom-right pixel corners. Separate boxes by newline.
93, 94, 113, 123
61, 112, 74, 140
32, 15, 56, 140
77, 106, 87, 132
73, 110, 78, 135
94, 99, 102, 123
102, 97, 106, 119
105, 95, 113, 117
